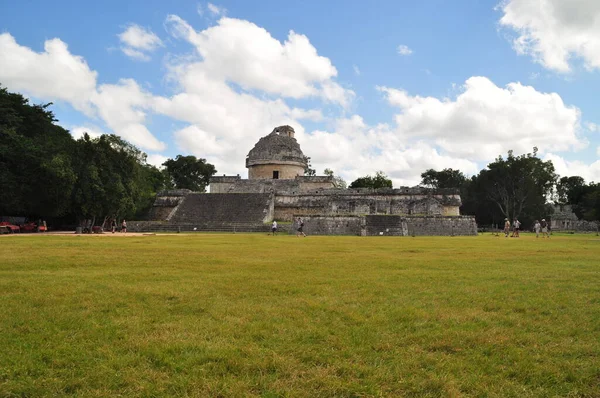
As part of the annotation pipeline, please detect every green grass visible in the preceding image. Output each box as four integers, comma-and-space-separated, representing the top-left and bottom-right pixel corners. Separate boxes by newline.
1, 233, 599, 397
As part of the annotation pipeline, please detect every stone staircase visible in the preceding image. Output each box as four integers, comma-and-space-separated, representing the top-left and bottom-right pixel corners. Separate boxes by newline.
130, 193, 274, 233
365, 215, 408, 236
169, 193, 272, 224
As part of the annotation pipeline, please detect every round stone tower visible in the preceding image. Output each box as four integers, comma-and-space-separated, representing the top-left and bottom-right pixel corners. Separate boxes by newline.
246, 125, 307, 180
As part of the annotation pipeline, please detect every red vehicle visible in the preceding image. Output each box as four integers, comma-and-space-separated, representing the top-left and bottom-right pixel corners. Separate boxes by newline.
0, 222, 20, 233
20, 222, 47, 233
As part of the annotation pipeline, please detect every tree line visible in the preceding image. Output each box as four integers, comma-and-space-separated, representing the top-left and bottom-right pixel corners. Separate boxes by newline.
0, 86, 216, 228
3, 85, 599, 229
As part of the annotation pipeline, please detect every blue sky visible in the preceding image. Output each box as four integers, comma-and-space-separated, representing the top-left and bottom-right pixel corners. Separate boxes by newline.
1, 0, 599, 185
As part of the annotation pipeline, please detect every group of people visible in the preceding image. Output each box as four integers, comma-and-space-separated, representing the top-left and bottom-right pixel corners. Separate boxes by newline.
503, 218, 550, 238
534, 219, 550, 238
503, 218, 522, 237
270, 217, 306, 237
110, 219, 127, 233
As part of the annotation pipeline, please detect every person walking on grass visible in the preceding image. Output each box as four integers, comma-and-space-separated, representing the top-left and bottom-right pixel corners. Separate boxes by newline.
271, 220, 278, 235
111, 219, 117, 234
121, 219, 127, 233
541, 218, 549, 238
296, 217, 306, 237
534, 220, 541, 238
504, 218, 511, 238
512, 218, 521, 238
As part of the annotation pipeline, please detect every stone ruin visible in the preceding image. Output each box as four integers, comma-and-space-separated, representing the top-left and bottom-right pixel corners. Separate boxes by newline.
131, 125, 477, 235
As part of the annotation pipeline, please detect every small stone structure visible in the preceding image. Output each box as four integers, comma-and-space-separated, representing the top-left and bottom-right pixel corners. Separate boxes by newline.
550, 205, 599, 232
138, 125, 477, 236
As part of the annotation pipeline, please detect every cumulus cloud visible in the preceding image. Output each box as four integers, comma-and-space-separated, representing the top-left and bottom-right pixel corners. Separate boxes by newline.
544, 153, 600, 183
0, 33, 97, 114
298, 115, 479, 187
0, 34, 166, 151
499, 0, 600, 72
92, 79, 166, 151
164, 15, 353, 105
151, 61, 318, 174
397, 44, 413, 56
378, 76, 586, 161
118, 24, 163, 61
146, 153, 169, 168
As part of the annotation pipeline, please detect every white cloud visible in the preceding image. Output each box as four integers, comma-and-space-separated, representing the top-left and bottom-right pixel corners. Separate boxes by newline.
118, 24, 163, 51
499, 0, 600, 72
207, 3, 226, 16
118, 24, 163, 61
378, 76, 586, 161
585, 122, 599, 132
151, 61, 318, 174
164, 15, 353, 105
121, 47, 151, 62
397, 44, 413, 56
353, 65, 361, 76
0, 33, 97, 115
544, 153, 600, 183
146, 153, 169, 168
299, 115, 480, 187
92, 79, 166, 152
70, 126, 105, 140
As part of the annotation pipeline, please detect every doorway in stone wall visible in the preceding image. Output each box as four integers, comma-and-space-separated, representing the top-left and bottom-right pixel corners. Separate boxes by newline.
273, 171, 279, 179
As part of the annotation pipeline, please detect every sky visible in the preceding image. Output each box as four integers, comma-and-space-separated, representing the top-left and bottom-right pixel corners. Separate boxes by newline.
1, 0, 600, 186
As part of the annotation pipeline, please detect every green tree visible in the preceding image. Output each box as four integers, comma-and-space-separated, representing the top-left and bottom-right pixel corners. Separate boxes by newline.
349, 171, 393, 189
0, 86, 76, 218
70, 133, 163, 227
420, 168, 467, 189
475, 149, 557, 225
162, 155, 216, 192
323, 168, 347, 189
304, 156, 316, 176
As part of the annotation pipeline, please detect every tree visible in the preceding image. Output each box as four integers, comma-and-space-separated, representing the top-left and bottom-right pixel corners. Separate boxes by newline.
304, 156, 316, 176
323, 168, 347, 189
0, 86, 76, 218
162, 155, 216, 192
475, 149, 557, 225
420, 168, 467, 189
349, 171, 393, 189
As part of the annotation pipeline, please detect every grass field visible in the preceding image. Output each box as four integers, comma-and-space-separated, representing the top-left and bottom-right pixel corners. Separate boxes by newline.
1, 233, 599, 397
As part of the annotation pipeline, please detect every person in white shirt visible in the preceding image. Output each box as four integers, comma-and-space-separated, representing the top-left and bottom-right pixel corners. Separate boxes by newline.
534, 220, 541, 238
271, 220, 278, 235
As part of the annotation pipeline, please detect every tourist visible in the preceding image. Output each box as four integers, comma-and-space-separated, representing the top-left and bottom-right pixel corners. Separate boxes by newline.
504, 218, 510, 237
121, 219, 127, 233
296, 217, 306, 237
541, 218, 549, 238
271, 220, 278, 235
512, 219, 521, 237
111, 219, 117, 233
534, 220, 541, 238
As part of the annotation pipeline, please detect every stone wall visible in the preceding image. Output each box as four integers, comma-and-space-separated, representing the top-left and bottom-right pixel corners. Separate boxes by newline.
274, 190, 461, 222
291, 215, 477, 236
247, 163, 305, 180
209, 175, 335, 194
404, 216, 477, 236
